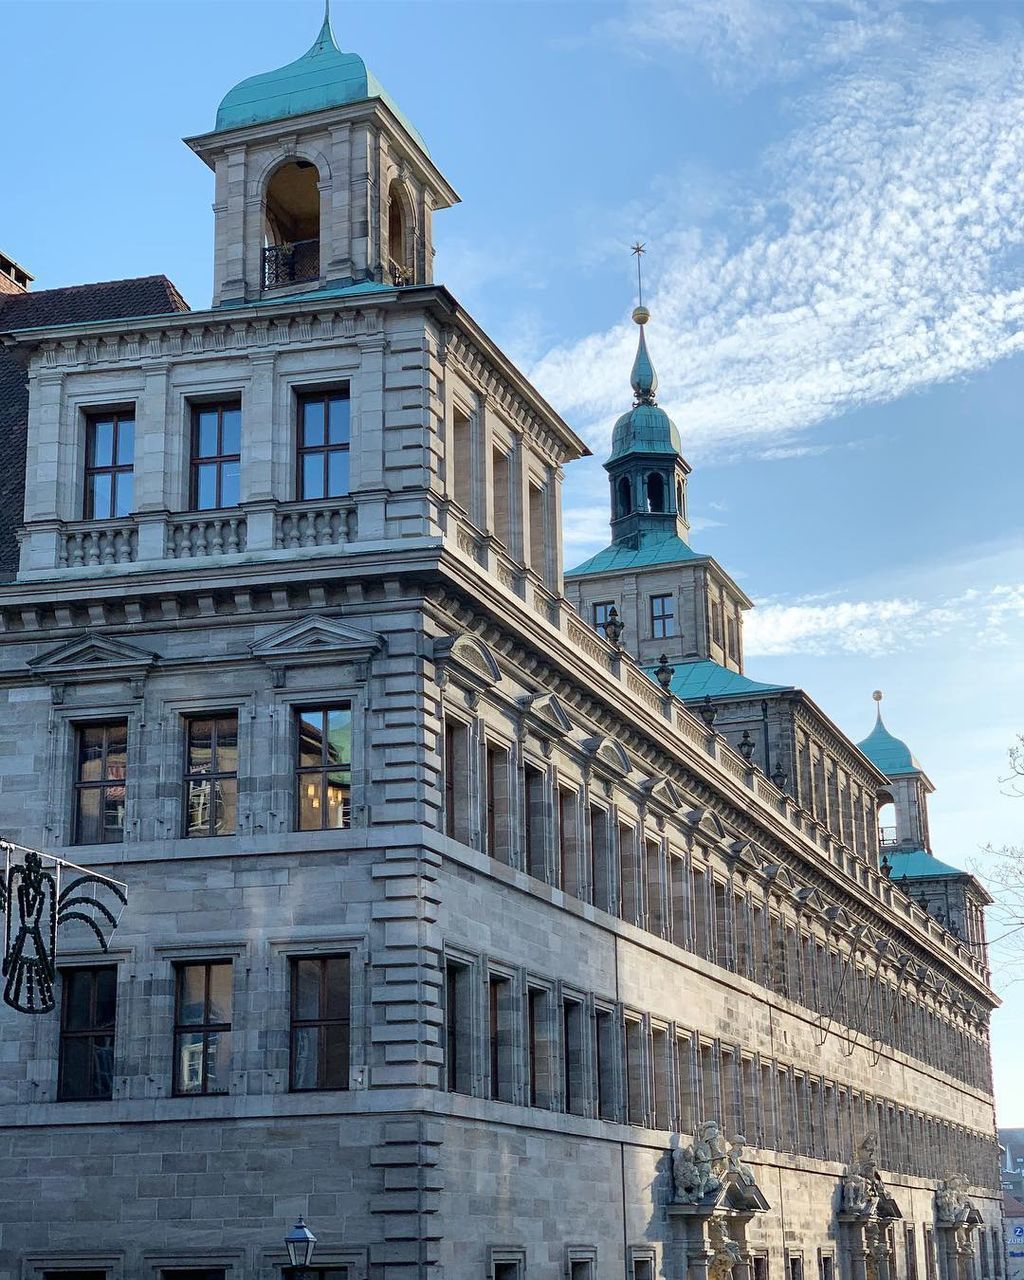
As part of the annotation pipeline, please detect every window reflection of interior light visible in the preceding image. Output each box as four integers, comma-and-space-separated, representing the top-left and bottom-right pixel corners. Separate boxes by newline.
306, 784, 315, 798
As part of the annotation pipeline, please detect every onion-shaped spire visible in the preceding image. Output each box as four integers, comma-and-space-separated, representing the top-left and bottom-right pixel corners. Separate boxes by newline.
630, 306, 658, 405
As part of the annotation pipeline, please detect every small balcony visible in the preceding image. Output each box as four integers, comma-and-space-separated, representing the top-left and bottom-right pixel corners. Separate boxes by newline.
879, 825, 898, 847
261, 239, 320, 290
388, 258, 411, 287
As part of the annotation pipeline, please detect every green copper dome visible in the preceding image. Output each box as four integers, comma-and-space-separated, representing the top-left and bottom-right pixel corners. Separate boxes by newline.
608, 319, 682, 460
857, 707, 924, 776
214, 15, 428, 153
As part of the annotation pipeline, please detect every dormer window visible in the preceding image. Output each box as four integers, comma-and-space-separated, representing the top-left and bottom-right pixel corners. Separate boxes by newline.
262, 159, 321, 290
84, 411, 134, 519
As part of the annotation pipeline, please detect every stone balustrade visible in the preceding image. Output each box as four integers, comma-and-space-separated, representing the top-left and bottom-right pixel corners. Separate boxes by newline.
274, 500, 355, 549
165, 513, 247, 558
58, 519, 138, 567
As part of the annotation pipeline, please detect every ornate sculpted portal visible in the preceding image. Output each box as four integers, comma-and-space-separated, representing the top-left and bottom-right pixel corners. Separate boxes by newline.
0, 841, 127, 1014
668, 1125, 770, 1280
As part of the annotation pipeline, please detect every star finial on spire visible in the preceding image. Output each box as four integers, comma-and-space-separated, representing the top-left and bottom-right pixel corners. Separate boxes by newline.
631, 241, 646, 309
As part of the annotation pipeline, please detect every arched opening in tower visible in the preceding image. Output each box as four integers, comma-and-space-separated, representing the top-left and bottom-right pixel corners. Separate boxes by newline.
646, 473, 665, 513
262, 159, 321, 289
388, 184, 413, 285
617, 477, 632, 517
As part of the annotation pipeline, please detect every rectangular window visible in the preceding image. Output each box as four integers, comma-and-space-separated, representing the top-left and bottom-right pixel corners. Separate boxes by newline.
562, 997, 585, 1116
488, 973, 514, 1102
819, 1254, 835, 1280
624, 1015, 644, 1125
595, 1005, 617, 1121
73, 720, 127, 845
589, 806, 611, 912
492, 447, 511, 549
44, 1272, 111, 1280
789, 1257, 804, 1280
645, 838, 665, 936
711, 601, 723, 645
57, 965, 116, 1101
593, 601, 615, 634
674, 1032, 694, 1133
282, 1271, 349, 1280
631, 1256, 655, 1280
485, 743, 511, 864
191, 401, 241, 510
296, 706, 352, 831
445, 958, 473, 1094
290, 954, 351, 1091
84, 410, 134, 519
184, 713, 238, 838
753, 1258, 769, 1280
298, 389, 350, 500
650, 593, 676, 639
558, 789, 579, 896
162, 1272, 228, 1280
905, 1227, 919, 1280
527, 985, 553, 1108
651, 1023, 670, 1130
173, 961, 231, 1096
452, 405, 472, 511
618, 822, 638, 925
491, 1254, 525, 1280
524, 765, 547, 880
529, 482, 547, 581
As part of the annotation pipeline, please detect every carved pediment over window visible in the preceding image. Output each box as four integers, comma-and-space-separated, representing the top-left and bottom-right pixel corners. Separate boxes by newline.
28, 633, 157, 686
762, 863, 797, 897
794, 885, 826, 914
249, 614, 383, 671
433, 632, 501, 694
582, 734, 630, 775
823, 904, 855, 934
725, 838, 766, 875
640, 776, 684, 812
519, 691, 576, 742
684, 807, 729, 846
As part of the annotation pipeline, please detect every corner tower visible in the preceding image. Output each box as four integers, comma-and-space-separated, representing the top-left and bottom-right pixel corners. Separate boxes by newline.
185, 11, 459, 306
565, 282, 751, 674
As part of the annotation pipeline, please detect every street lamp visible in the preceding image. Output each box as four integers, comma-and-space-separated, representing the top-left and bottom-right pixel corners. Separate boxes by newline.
285, 1216, 317, 1275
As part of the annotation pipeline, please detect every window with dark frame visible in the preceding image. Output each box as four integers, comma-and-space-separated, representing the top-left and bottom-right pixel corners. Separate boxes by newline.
84, 410, 134, 519
161, 1271, 229, 1280
183, 713, 238, 838
297, 389, 351, 500
295, 706, 352, 831
289, 954, 351, 1091
593, 601, 615, 635
73, 720, 128, 845
43, 1271, 111, 1280
650, 593, 676, 639
57, 965, 116, 1102
190, 401, 241, 510
172, 960, 232, 1096
281, 1270, 350, 1280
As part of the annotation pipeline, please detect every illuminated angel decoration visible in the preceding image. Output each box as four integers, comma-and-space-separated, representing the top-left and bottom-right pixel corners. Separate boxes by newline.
0, 844, 127, 1015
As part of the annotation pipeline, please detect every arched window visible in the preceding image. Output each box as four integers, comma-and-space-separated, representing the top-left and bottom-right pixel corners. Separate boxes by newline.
617, 477, 632, 517
676, 479, 684, 514
646, 473, 665, 513
877, 791, 896, 849
387, 183, 413, 285
262, 159, 320, 289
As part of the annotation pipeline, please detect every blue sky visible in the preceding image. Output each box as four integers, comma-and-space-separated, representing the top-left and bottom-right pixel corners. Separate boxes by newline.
3, 0, 1022, 1120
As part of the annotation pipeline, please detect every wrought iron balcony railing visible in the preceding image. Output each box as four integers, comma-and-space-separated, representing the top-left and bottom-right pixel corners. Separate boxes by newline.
388, 258, 411, 286
262, 239, 320, 290
879, 825, 898, 847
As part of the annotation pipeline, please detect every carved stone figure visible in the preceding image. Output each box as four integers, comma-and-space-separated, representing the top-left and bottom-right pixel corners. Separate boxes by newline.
708, 1217, 744, 1280
727, 1134, 756, 1186
841, 1133, 885, 1218
935, 1173, 971, 1226
672, 1120, 729, 1203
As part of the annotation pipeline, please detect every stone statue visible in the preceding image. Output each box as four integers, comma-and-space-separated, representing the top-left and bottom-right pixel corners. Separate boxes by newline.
672, 1120, 729, 1203
727, 1134, 756, 1186
935, 1173, 971, 1226
708, 1217, 744, 1280
841, 1133, 885, 1218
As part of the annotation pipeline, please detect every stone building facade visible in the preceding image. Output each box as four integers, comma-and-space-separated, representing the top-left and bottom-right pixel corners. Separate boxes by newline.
0, 14, 1003, 1280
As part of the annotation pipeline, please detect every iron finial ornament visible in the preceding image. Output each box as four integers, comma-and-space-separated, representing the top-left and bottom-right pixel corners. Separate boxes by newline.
0, 841, 127, 1015
654, 654, 674, 692
603, 606, 624, 650
698, 695, 718, 729
880, 854, 892, 880
738, 730, 756, 763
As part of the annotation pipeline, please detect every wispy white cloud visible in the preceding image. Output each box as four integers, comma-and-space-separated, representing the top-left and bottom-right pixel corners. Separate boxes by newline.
746, 584, 1024, 656
530, 7, 1024, 458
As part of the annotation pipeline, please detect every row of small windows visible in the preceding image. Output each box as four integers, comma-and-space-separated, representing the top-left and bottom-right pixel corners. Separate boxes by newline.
441, 952, 1000, 1188
81, 389, 350, 521
56, 954, 350, 1102
442, 720, 990, 1091
41, 1268, 344, 1280
73, 705, 351, 845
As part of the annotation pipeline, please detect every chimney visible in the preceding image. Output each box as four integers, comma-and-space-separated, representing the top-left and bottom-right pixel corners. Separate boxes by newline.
0, 251, 32, 296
